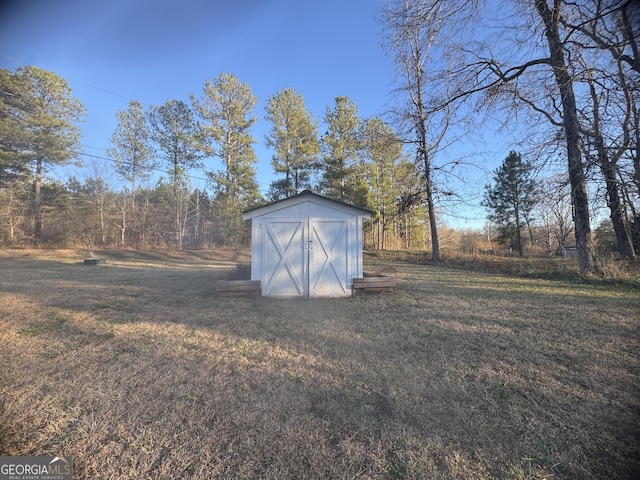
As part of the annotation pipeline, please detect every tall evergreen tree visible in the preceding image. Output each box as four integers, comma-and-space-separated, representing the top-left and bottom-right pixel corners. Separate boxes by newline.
148, 100, 200, 248
483, 151, 539, 257
360, 117, 402, 248
107, 100, 155, 194
0, 69, 32, 188
191, 73, 260, 201
107, 100, 155, 246
265, 88, 319, 199
320, 96, 362, 203
191, 73, 261, 245
0, 66, 85, 239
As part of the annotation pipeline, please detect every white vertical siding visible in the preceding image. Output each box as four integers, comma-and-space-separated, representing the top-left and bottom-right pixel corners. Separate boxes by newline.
244, 193, 371, 298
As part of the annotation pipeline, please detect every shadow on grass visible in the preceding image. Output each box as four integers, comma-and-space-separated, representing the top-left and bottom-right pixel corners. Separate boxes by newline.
365, 250, 640, 291
1, 251, 639, 478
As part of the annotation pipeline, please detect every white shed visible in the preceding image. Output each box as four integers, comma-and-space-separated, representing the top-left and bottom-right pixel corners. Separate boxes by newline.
242, 190, 372, 298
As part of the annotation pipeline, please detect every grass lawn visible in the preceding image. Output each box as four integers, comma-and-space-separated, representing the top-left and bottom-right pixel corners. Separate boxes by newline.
1, 249, 638, 479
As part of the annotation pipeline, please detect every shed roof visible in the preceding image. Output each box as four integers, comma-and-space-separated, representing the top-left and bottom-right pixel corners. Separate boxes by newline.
242, 190, 373, 220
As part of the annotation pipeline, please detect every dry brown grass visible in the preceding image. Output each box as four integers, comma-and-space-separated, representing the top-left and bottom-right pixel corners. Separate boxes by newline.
1, 249, 638, 479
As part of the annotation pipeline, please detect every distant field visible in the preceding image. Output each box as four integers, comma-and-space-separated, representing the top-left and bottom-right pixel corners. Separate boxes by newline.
1, 249, 638, 479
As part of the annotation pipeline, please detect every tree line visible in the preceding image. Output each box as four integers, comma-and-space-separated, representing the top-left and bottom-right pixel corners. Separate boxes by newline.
0, 69, 432, 250
1, 1, 638, 268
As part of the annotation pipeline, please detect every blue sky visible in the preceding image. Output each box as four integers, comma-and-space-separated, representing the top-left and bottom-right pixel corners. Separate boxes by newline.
1, 0, 498, 229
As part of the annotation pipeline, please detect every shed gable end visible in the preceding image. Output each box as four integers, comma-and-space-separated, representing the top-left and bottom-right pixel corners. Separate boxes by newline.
243, 191, 370, 298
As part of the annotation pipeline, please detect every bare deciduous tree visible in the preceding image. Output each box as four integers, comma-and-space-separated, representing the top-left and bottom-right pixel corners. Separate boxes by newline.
383, 0, 601, 269
382, 0, 474, 261
560, 0, 638, 260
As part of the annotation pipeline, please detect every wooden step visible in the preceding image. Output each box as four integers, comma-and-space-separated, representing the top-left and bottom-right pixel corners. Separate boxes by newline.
352, 276, 396, 293
217, 280, 261, 296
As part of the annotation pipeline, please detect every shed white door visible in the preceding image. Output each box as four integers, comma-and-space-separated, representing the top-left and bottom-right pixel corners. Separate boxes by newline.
262, 219, 307, 297
261, 217, 350, 298
309, 219, 349, 297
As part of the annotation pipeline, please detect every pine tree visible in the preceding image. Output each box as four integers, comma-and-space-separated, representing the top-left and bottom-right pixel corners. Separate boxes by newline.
0, 70, 32, 188
148, 100, 201, 248
360, 117, 402, 248
320, 96, 361, 203
0, 66, 85, 239
265, 88, 319, 199
107, 100, 155, 194
191, 73, 260, 202
191, 74, 261, 245
483, 151, 539, 257
107, 100, 155, 246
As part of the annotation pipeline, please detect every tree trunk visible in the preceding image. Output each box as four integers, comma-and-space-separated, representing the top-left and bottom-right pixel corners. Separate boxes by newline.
172, 158, 182, 249
381, 210, 386, 250
34, 159, 43, 239
99, 201, 106, 245
140, 194, 149, 248
601, 159, 636, 259
6, 185, 21, 240
515, 213, 524, 257
535, 0, 593, 271
425, 174, 440, 260
584, 69, 636, 260
193, 190, 201, 249
526, 216, 535, 248
119, 196, 127, 246
415, 84, 440, 261
633, 104, 640, 201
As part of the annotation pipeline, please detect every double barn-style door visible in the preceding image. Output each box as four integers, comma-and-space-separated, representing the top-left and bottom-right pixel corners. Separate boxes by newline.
261, 217, 351, 298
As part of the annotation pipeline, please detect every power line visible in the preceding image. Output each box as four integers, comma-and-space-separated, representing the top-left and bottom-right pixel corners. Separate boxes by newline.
73, 148, 271, 195
74, 149, 212, 184
71, 79, 140, 104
